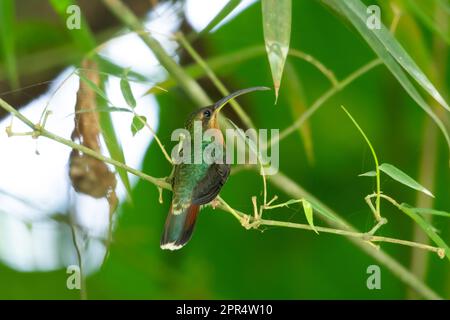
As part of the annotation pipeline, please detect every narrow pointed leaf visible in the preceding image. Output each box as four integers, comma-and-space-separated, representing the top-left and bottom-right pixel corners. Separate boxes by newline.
379, 163, 434, 197
283, 199, 302, 207
303, 199, 318, 234
97, 56, 149, 83
400, 203, 449, 261
131, 115, 146, 136
77, 72, 109, 101
324, 0, 450, 158
71, 107, 132, 116
262, 0, 291, 101
199, 0, 242, 35
359, 171, 377, 177
120, 77, 137, 108
338, 0, 450, 112
410, 207, 450, 218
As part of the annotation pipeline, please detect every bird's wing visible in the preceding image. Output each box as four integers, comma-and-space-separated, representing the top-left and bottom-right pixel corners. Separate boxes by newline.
191, 163, 230, 205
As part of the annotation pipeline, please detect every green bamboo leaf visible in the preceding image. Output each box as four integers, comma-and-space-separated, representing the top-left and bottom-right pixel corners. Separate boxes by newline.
325, 0, 450, 159
120, 76, 137, 108
199, 0, 242, 35
379, 163, 434, 198
400, 203, 449, 261
262, 0, 291, 102
0, 0, 19, 88
303, 199, 318, 234
77, 72, 109, 101
360, 164, 434, 197
358, 171, 377, 177
410, 207, 450, 218
131, 115, 146, 136
70, 107, 132, 117
337, 0, 449, 112
97, 56, 149, 83
283, 199, 302, 207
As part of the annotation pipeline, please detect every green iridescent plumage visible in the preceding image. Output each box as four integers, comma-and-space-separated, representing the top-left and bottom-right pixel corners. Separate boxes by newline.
160, 87, 270, 250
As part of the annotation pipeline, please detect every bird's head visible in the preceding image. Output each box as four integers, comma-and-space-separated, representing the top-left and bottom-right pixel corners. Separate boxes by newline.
185, 86, 270, 132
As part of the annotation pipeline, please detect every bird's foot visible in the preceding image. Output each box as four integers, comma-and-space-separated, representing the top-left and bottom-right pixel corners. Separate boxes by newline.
210, 198, 220, 210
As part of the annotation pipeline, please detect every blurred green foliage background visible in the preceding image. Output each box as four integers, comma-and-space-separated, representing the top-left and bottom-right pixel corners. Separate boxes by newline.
0, 0, 449, 299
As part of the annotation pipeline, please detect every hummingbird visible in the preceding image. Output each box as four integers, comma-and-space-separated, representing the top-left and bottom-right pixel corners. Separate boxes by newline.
161, 86, 269, 250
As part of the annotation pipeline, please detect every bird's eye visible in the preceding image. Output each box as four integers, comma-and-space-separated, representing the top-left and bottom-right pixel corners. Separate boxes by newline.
203, 109, 211, 118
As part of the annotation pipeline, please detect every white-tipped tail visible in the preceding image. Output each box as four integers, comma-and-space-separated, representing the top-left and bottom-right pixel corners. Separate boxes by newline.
160, 204, 199, 251
160, 242, 184, 251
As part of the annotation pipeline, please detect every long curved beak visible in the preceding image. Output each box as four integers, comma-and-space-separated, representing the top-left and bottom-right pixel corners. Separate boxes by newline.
213, 86, 270, 113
